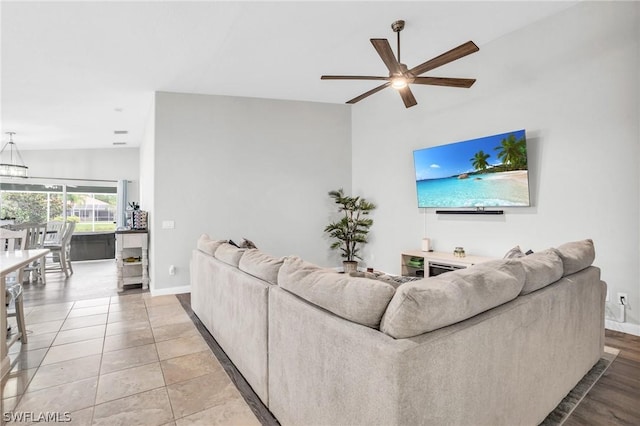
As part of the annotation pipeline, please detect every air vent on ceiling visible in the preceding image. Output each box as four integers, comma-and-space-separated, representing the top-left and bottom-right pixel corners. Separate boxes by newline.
113, 142, 127, 146
113, 130, 128, 135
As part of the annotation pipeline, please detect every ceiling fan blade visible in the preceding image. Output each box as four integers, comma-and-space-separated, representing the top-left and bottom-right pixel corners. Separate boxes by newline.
321, 75, 389, 81
370, 39, 402, 74
412, 77, 476, 88
409, 41, 479, 76
398, 86, 417, 108
346, 82, 391, 104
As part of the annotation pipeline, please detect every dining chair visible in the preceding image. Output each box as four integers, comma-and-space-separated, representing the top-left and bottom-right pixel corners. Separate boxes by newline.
44, 221, 64, 245
0, 228, 29, 346
12, 222, 47, 283
45, 221, 76, 277
1, 228, 26, 252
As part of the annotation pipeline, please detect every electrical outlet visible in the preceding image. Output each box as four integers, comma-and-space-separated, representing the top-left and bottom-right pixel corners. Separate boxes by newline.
617, 292, 628, 306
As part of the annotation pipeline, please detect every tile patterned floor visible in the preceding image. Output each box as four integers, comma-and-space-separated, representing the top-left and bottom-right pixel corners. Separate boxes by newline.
2, 293, 260, 425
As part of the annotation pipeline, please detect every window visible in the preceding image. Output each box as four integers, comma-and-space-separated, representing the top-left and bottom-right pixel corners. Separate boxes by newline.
0, 182, 118, 233
67, 190, 117, 232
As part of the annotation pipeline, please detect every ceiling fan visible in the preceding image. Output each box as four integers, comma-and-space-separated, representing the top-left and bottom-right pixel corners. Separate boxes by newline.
321, 20, 479, 108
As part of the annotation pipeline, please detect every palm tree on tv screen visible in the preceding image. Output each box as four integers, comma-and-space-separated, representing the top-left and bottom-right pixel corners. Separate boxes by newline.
495, 134, 527, 170
470, 150, 491, 171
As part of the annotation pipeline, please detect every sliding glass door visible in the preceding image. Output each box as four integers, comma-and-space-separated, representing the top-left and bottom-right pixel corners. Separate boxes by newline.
0, 181, 118, 233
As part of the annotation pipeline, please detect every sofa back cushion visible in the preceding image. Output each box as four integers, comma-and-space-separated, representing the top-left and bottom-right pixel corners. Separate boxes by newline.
518, 249, 564, 295
238, 249, 285, 285
277, 257, 396, 328
555, 239, 595, 276
197, 234, 226, 257
214, 243, 246, 267
380, 259, 525, 339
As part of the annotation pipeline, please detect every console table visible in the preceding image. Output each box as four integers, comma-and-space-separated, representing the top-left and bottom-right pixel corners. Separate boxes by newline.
115, 230, 149, 292
401, 250, 496, 277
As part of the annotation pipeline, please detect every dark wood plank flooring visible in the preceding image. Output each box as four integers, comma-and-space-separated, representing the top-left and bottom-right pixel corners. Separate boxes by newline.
18, 262, 640, 425
177, 293, 279, 426
565, 330, 640, 426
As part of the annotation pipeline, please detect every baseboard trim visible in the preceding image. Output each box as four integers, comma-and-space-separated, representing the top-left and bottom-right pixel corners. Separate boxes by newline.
605, 320, 640, 336
150, 285, 191, 297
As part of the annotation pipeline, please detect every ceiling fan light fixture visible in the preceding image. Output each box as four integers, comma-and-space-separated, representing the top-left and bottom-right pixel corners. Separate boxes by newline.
391, 77, 408, 89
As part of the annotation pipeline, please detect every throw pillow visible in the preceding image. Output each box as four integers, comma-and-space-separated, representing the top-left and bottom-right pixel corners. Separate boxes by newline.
238, 249, 284, 285
278, 256, 396, 328
555, 239, 595, 276
196, 234, 227, 257
518, 248, 564, 295
380, 259, 525, 339
504, 245, 525, 259
214, 243, 246, 267
239, 238, 258, 249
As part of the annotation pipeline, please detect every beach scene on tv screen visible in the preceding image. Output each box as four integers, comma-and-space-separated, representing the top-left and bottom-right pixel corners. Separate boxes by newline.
414, 129, 530, 208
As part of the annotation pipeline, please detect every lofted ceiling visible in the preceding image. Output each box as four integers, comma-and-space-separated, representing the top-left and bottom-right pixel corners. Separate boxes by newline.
0, 1, 578, 150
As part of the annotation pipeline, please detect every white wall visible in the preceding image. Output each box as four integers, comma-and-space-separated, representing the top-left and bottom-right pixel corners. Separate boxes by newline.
352, 2, 640, 333
150, 92, 351, 292
19, 147, 140, 201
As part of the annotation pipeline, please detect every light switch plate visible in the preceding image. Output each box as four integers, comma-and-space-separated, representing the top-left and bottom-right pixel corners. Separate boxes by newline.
162, 220, 175, 229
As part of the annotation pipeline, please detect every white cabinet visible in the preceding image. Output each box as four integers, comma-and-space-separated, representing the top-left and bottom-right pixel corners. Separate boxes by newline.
116, 230, 149, 292
401, 250, 495, 277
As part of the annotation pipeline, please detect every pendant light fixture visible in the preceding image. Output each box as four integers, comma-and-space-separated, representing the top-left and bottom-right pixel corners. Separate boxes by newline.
0, 132, 29, 178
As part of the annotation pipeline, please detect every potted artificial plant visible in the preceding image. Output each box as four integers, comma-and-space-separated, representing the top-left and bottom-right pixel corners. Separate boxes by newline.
324, 188, 376, 273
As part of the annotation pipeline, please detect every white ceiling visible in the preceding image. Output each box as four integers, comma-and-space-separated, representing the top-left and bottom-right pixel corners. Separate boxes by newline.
1, 1, 578, 150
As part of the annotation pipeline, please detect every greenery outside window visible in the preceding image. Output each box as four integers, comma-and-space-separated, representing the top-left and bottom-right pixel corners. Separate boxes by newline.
0, 182, 118, 233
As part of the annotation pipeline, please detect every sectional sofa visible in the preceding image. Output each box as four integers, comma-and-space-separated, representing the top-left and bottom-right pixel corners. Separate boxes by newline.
190, 236, 605, 425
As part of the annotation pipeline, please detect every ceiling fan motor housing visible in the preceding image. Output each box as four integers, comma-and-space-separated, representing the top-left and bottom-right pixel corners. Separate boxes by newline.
391, 20, 405, 32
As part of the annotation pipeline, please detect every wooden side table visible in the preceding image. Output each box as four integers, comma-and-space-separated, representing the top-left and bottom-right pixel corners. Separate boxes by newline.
116, 230, 149, 292
401, 250, 496, 277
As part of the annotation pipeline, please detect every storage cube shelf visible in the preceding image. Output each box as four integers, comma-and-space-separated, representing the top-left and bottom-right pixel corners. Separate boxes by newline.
116, 230, 149, 292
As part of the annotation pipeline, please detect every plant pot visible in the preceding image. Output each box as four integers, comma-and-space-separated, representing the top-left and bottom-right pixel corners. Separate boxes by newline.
343, 260, 358, 274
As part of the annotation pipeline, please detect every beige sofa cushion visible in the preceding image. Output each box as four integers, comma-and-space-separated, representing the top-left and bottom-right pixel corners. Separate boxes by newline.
196, 234, 226, 257
555, 239, 595, 276
380, 259, 525, 339
238, 249, 285, 285
214, 243, 246, 267
519, 249, 564, 295
277, 256, 396, 328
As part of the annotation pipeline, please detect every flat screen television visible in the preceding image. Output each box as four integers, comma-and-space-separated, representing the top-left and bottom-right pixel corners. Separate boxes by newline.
413, 129, 531, 208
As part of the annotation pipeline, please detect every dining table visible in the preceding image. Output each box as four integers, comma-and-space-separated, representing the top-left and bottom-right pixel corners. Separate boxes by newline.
1, 248, 50, 379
